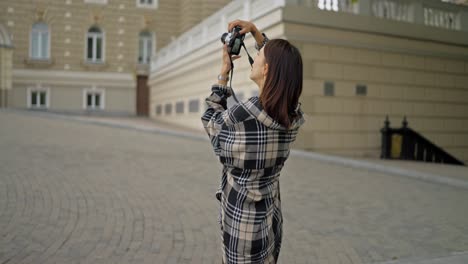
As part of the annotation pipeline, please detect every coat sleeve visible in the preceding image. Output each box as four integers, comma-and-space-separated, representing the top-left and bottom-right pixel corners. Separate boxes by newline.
201, 84, 233, 156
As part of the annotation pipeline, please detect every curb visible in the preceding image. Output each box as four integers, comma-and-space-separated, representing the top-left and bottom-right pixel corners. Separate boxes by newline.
291, 149, 468, 190
372, 251, 468, 264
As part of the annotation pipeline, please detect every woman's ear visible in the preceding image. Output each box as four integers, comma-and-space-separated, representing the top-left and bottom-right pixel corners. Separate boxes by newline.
263, 63, 269, 78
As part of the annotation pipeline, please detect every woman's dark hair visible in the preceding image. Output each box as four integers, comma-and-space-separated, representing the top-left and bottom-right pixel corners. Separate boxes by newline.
260, 39, 303, 129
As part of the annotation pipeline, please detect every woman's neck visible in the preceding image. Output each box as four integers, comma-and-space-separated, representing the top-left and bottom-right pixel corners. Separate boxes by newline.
254, 78, 265, 96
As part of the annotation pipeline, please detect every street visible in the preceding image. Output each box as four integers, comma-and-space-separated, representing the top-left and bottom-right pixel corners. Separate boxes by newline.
1, 110, 468, 264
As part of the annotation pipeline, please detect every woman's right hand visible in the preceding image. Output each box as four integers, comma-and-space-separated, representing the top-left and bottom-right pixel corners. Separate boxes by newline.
228, 20, 265, 49
228, 20, 258, 35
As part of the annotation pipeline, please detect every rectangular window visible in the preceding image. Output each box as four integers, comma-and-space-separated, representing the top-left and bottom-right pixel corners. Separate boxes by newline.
188, 99, 199, 113
29, 89, 48, 108
165, 103, 172, 115
85, 90, 104, 110
137, 0, 158, 8
31, 23, 50, 59
324, 81, 335, 96
87, 34, 104, 63
356, 84, 367, 96
176, 101, 184, 114
156, 105, 162, 115
138, 34, 152, 64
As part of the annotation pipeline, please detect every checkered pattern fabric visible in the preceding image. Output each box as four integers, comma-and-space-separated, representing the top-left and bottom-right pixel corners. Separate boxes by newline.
201, 85, 304, 263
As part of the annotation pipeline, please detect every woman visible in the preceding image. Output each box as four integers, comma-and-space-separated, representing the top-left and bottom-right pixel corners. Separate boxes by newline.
201, 20, 305, 263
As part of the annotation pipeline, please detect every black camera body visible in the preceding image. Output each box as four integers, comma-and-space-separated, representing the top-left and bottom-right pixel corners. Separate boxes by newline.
220, 26, 245, 56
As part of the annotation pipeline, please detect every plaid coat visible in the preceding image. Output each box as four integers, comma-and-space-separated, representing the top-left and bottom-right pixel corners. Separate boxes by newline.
201, 85, 304, 263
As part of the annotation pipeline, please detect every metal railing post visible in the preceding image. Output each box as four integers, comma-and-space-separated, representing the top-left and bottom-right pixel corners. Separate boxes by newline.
380, 115, 391, 159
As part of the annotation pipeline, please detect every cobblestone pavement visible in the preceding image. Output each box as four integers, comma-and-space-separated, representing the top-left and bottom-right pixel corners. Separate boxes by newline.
1, 110, 468, 264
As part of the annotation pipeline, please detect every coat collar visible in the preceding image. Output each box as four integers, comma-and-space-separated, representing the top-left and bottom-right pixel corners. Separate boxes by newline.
242, 96, 305, 131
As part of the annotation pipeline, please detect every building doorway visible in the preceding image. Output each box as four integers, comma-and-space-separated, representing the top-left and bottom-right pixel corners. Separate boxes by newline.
136, 75, 149, 116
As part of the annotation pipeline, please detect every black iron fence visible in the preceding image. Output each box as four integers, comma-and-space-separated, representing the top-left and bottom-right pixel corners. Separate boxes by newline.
380, 116, 465, 166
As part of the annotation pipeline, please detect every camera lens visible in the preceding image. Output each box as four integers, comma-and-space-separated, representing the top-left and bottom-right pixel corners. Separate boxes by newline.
220, 33, 228, 44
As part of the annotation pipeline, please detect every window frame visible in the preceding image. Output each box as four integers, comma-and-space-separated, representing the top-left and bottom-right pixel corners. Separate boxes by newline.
188, 99, 200, 113
29, 22, 50, 60
83, 88, 105, 110
136, 0, 158, 9
27, 86, 50, 109
164, 103, 172, 115
138, 31, 155, 64
85, 26, 105, 63
175, 101, 184, 114
155, 104, 162, 115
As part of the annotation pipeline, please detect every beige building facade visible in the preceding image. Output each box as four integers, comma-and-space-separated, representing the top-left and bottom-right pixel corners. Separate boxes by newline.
149, 0, 468, 163
0, 24, 13, 108
0, 0, 229, 115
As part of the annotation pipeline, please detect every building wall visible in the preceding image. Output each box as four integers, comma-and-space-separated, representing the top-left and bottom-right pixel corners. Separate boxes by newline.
11, 69, 135, 114
180, 0, 231, 33
281, 5, 468, 162
149, 3, 468, 163
286, 23, 468, 161
0, 47, 13, 107
0, 23, 13, 108
0, 0, 228, 114
0, 0, 181, 73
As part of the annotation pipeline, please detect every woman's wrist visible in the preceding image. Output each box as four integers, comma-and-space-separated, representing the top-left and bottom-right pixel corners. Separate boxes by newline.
217, 71, 229, 86
217, 80, 228, 86
250, 25, 259, 37
250, 26, 263, 46
220, 66, 230, 76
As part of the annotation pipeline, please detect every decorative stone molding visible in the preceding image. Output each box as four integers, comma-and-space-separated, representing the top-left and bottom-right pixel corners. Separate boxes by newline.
80, 60, 109, 70
24, 58, 55, 68
150, 0, 468, 73
85, 0, 108, 4
135, 64, 150, 75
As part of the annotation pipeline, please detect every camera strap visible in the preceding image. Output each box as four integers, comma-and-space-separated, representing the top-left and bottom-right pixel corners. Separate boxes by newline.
228, 55, 240, 104
242, 43, 254, 67
228, 43, 254, 105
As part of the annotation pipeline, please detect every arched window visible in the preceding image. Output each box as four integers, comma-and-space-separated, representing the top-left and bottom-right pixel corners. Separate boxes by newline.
30, 22, 49, 59
86, 26, 104, 62
138, 31, 153, 64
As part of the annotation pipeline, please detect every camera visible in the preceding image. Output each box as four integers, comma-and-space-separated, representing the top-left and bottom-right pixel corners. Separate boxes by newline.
220, 26, 245, 56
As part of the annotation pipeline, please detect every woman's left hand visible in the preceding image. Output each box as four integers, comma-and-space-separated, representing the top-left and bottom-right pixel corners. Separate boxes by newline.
220, 44, 241, 75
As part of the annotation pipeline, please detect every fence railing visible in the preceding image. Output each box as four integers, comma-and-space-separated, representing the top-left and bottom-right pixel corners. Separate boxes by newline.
150, 0, 287, 73
151, 0, 468, 73
380, 116, 465, 166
